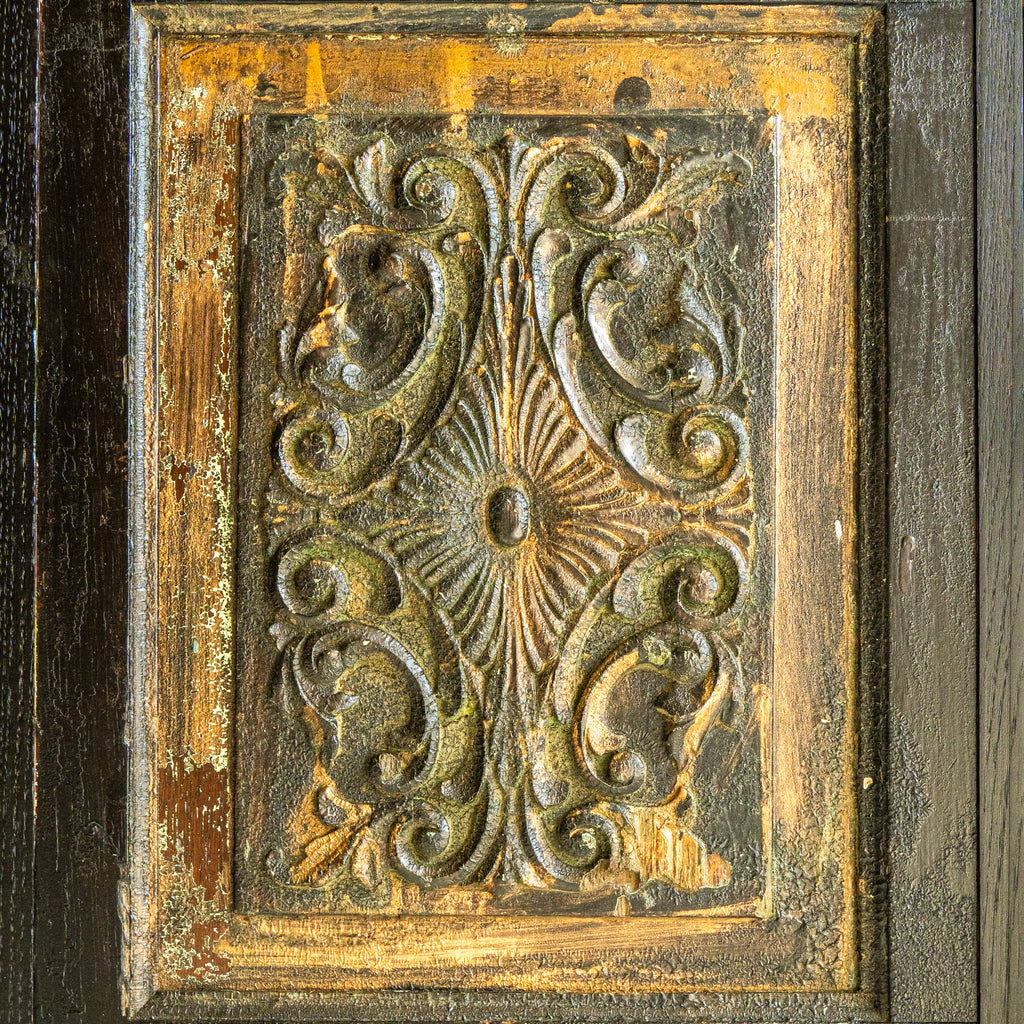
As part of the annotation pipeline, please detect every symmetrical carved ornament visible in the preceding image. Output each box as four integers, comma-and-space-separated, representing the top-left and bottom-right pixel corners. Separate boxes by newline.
260, 124, 754, 906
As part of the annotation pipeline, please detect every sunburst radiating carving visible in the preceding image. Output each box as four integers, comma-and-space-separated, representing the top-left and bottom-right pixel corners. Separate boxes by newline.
388, 261, 666, 699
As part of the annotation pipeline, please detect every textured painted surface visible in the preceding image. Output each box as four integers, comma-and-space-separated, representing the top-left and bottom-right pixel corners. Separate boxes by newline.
34, 0, 133, 1011
0, 0, 36, 1019
23, 0, 1016, 1021
34, 0, 132, 1017
887, 7, 977, 1020
978, 0, 1024, 1018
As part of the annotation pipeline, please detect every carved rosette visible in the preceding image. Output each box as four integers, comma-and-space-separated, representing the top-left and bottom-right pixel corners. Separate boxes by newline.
264, 125, 754, 905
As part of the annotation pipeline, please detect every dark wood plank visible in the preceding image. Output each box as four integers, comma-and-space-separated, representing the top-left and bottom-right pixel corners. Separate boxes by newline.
978, 0, 1024, 1018
34, 0, 131, 1018
887, 5, 977, 1021
0, 0, 37, 1019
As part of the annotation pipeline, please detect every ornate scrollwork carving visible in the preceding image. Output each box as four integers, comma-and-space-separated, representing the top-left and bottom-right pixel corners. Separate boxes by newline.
512, 133, 751, 507
259, 123, 757, 906
271, 143, 493, 501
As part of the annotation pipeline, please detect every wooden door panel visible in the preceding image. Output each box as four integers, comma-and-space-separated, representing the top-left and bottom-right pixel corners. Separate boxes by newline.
23, 0, 1022, 1020
125, 4, 887, 1018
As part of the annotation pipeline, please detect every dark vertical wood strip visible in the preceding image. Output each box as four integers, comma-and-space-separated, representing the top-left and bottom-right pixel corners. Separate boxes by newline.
978, 0, 1024, 1018
888, 5, 977, 1021
34, 0, 131, 1018
853, 12, 889, 1007
0, 0, 36, 1019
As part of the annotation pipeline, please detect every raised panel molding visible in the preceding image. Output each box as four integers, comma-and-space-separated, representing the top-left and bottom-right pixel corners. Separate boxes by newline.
240, 117, 765, 918
126, 5, 886, 1019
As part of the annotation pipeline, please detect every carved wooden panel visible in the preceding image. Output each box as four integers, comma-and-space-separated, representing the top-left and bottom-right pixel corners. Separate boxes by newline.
238, 113, 768, 918
127, 4, 885, 1020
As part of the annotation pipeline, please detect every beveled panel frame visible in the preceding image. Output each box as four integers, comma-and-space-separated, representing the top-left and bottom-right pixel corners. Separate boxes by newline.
126, 4, 886, 1019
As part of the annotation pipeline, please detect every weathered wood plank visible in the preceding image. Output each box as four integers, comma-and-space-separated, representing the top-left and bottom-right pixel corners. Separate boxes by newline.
0, 0, 37, 1019
34, 0, 132, 1017
887, 4, 977, 1022
978, 0, 1024, 1018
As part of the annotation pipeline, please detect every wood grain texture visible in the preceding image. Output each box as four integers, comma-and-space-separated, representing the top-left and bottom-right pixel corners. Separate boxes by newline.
0, 0, 36, 1019
978, 0, 1024, 1018
887, 5, 978, 1021
34, 0, 131, 1018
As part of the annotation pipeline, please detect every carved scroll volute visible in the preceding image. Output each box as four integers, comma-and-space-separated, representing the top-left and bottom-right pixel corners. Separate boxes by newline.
516, 133, 752, 508
538, 528, 746, 890
573, 533, 746, 794
272, 137, 500, 502
271, 530, 493, 898
595, 258, 750, 504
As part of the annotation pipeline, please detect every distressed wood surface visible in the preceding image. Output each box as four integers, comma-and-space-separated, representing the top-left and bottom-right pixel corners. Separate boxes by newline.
126, 5, 886, 1019
886, 6, 977, 1021
20, 1, 1021, 1022
0, 0, 37, 1019
138, 0, 875, 34
33, 0, 131, 1018
236, 112, 774, 921
978, 0, 1024, 1018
